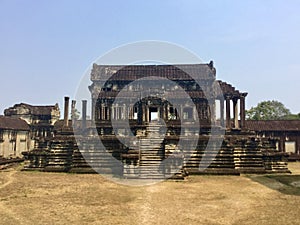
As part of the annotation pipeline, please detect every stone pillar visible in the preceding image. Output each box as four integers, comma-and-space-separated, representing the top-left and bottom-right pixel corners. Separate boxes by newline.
91, 98, 96, 121
193, 105, 197, 121
123, 104, 126, 120
233, 98, 239, 129
111, 105, 114, 120
180, 106, 183, 120
210, 100, 216, 124
142, 104, 146, 122
129, 107, 133, 120
94, 101, 99, 120
220, 99, 225, 127
82, 100, 87, 129
71, 100, 76, 120
97, 104, 100, 120
107, 103, 111, 120
138, 103, 143, 124
101, 103, 105, 120
63, 96, 69, 128
146, 106, 149, 122
280, 136, 285, 152
116, 107, 119, 120
225, 96, 231, 129
163, 102, 168, 121
240, 95, 246, 129
98, 101, 102, 120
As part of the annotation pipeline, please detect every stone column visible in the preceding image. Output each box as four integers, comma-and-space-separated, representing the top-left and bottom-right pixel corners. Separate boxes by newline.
138, 103, 143, 124
98, 101, 102, 120
82, 100, 87, 129
146, 106, 149, 122
122, 104, 126, 120
142, 104, 146, 122
225, 96, 231, 129
233, 98, 239, 129
91, 98, 96, 121
111, 105, 114, 120
210, 100, 216, 124
71, 100, 76, 120
280, 136, 285, 152
107, 103, 111, 121
193, 105, 197, 121
129, 107, 133, 120
220, 99, 225, 127
240, 95, 246, 129
163, 102, 168, 121
99, 103, 102, 120
180, 106, 183, 120
101, 103, 105, 120
116, 107, 119, 120
63, 96, 69, 128
94, 101, 98, 120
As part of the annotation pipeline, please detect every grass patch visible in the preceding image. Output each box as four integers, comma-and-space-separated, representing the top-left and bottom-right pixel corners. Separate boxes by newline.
249, 174, 300, 196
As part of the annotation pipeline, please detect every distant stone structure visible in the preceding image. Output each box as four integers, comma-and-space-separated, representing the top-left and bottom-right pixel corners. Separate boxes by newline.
85, 63, 289, 176
245, 120, 300, 161
0, 116, 30, 158
19, 62, 290, 177
4, 103, 60, 125
4, 103, 60, 150
0, 62, 294, 177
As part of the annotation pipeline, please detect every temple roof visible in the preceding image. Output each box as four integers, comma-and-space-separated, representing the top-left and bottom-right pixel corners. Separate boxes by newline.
91, 63, 216, 81
90, 63, 246, 98
0, 116, 30, 131
245, 120, 300, 132
217, 81, 246, 98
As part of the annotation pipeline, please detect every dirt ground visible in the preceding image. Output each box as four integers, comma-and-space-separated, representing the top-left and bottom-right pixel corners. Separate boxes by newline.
1, 163, 300, 225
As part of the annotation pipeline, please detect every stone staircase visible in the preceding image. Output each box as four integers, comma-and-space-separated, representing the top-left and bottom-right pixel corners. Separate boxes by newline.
138, 123, 165, 179
71, 136, 123, 175
184, 136, 239, 175
22, 139, 50, 171
233, 138, 266, 174
260, 139, 290, 173
123, 121, 184, 179
44, 132, 75, 172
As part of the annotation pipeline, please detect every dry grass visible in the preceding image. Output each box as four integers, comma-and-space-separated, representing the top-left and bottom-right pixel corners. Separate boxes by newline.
1, 163, 300, 225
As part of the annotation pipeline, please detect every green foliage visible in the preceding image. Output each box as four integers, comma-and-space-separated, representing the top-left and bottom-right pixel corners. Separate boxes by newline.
280, 113, 300, 120
71, 109, 80, 120
246, 100, 292, 120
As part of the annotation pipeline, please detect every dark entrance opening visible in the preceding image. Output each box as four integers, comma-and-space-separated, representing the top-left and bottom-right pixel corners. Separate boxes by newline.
149, 107, 158, 121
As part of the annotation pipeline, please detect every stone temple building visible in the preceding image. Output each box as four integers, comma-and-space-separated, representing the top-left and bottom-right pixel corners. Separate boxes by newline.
4, 103, 60, 150
246, 120, 300, 161
0, 116, 30, 158
20, 62, 290, 178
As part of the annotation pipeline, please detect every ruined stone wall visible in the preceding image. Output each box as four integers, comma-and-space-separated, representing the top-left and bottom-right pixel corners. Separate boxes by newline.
0, 130, 30, 158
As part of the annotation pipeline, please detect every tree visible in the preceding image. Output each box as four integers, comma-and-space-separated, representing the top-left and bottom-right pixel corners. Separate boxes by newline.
71, 109, 80, 120
280, 113, 300, 120
246, 100, 291, 120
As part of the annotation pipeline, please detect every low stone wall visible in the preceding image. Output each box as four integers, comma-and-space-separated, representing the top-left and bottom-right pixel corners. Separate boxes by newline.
22, 128, 291, 177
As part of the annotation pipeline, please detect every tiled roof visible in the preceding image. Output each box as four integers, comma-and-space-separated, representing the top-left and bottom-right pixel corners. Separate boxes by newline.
91, 64, 244, 97
245, 120, 300, 131
91, 63, 216, 81
0, 116, 30, 131
218, 80, 245, 97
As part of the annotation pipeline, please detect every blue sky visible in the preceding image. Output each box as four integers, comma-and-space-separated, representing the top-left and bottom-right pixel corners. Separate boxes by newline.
1, 0, 300, 115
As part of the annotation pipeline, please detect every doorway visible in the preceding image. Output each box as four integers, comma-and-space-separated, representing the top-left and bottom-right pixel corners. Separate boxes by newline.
149, 107, 158, 121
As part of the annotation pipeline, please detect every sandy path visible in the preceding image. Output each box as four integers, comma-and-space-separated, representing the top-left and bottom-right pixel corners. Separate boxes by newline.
0, 168, 31, 225
0, 163, 299, 225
